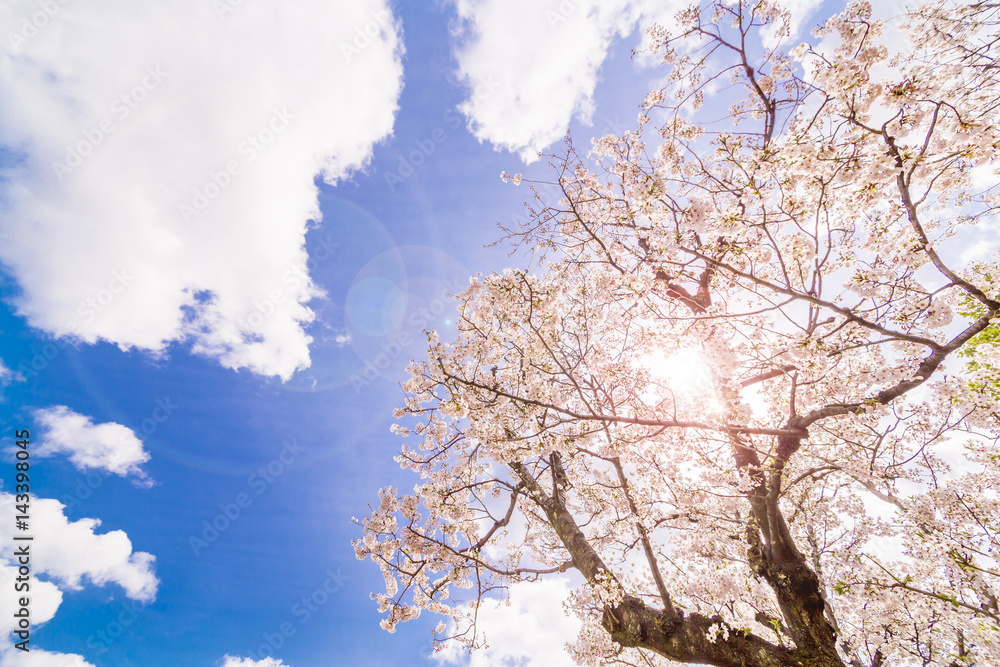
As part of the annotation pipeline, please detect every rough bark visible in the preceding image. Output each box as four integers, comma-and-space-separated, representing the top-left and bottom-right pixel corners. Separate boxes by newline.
512, 454, 847, 667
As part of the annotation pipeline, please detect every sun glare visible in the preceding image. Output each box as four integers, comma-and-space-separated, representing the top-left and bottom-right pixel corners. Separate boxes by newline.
639, 348, 716, 405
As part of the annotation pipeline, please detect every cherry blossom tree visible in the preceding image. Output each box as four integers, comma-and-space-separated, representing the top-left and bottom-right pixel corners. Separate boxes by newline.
355, 1, 1000, 665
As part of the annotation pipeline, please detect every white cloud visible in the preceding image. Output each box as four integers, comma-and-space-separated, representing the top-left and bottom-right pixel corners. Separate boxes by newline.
0, 493, 159, 602
0, 359, 22, 400
0, 491, 154, 665
0, 562, 99, 665
961, 238, 997, 264
0, 0, 404, 380
0, 561, 63, 635
218, 657, 291, 667
0, 646, 96, 667
33, 406, 151, 484
448, 0, 681, 162
449, 0, 834, 162
432, 578, 581, 667
0, 359, 17, 384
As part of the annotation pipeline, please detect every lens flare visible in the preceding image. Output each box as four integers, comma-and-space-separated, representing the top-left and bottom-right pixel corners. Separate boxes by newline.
639, 347, 718, 409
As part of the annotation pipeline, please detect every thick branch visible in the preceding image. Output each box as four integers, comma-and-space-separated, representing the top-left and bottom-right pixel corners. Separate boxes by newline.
510, 458, 823, 667
509, 460, 615, 582
799, 311, 998, 427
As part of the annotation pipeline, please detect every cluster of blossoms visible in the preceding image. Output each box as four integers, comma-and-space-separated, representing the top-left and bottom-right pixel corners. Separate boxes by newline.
356, 2, 1000, 666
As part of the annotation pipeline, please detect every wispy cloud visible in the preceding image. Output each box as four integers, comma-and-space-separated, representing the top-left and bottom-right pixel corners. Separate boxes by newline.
0, 358, 23, 400
218, 657, 292, 667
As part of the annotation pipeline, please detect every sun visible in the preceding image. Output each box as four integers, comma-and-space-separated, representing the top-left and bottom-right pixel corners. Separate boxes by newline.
639, 347, 717, 407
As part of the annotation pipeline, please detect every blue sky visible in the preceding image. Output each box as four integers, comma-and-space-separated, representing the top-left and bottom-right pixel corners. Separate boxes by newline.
0, 1, 850, 666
